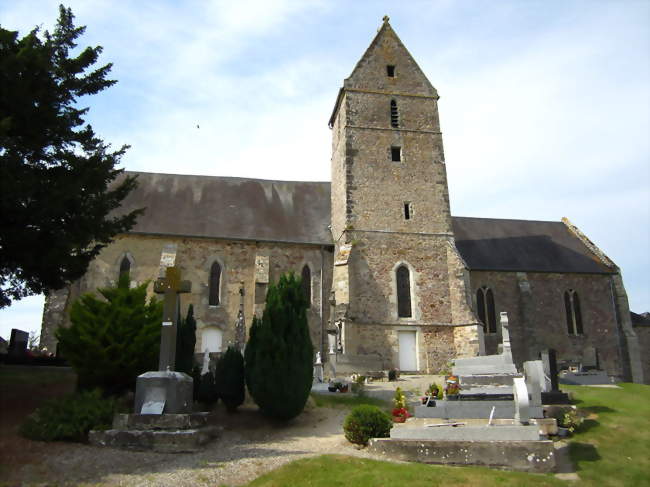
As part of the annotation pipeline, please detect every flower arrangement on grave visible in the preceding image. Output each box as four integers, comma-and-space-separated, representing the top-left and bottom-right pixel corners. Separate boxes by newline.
391, 387, 411, 422
421, 383, 442, 405
444, 376, 461, 398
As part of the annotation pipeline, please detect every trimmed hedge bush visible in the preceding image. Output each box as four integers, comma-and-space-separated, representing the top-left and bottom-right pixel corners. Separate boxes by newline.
245, 273, 313, 420
343, 404, 392, 446
215, 346, 245, 412
196, 370, 219, 406
20, 389, 116, 442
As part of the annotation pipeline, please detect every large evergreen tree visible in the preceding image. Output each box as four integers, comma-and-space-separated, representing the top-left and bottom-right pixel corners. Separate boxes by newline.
56, 274, 162, 395
245, 273, 313, 420
0, 5, 141, 308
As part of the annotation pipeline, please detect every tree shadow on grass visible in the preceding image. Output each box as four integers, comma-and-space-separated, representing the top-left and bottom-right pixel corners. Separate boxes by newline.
569, 442, 601, 471
574, 418, 600, 435
583, 406, 615, 414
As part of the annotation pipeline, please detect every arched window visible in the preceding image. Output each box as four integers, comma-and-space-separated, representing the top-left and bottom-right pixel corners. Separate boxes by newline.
564, 289, 583, 335
119, 255, 131, 280
390, 99, 399, 128
476, 286, 497, 333
396, 265, 412, 318
301, 265, 311, 307
209, 261, 221, 306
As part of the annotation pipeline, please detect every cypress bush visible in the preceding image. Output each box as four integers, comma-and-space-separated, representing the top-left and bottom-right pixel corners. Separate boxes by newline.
245, 273, 313, 420
196, 371, 219, 406
175, 304, 197, 374
343, 405, 392, 446
20, 389, 117, 442
215, 346, 245, 412
56, 274, 162, 394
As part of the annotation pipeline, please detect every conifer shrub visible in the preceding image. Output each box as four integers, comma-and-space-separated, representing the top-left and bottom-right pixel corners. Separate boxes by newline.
20, 389, 117, 442
245, 273, 313, 420
56, 274, 162, 395
343, 405, 392, 446
196, 371, 219, 406
175, 304, 197, 375
215, 346, 245, 412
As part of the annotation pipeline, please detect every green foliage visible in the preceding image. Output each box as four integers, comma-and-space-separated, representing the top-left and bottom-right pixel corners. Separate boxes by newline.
175, 304, 196, 374
343, 405, 392, 446
393, 387, 406, 409
19, 389, 117, 442
56, 274, 162, 394
0, 5, 141, 308
245, 273, 313, 420
215, 346, 245, 412
196, 371, 219, 406
425, 383, 442, 399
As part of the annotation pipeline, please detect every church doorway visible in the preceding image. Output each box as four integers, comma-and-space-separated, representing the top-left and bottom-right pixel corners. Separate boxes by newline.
398, 330, 417, 371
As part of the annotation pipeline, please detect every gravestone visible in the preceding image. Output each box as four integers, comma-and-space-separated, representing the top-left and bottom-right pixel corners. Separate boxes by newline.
540, 349, 570, 404
313, 352, 324, 383
8, 329, 29, 357
582, 346, 599, 371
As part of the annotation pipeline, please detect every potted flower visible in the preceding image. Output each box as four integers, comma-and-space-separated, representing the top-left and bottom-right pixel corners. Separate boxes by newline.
445, 376, 461, 400
392, 387, 411, 423
328, 381, 339, 393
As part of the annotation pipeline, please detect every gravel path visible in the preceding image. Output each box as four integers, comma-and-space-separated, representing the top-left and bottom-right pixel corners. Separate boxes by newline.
9, 399, 388, 487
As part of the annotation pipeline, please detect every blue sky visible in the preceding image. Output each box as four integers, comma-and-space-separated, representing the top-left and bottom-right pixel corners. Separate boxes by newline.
1, 0, 648, 342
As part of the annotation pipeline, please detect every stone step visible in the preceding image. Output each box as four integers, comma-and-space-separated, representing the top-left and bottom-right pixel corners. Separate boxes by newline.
390, 424, 541, 441
367, 438, 556, 473
89, 425, 221, 453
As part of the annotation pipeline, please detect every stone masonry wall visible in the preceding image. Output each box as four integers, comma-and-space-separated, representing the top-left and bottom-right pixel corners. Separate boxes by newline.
41, 234, 333, 358
632, 325, 650, 384
468, 270, 624, 378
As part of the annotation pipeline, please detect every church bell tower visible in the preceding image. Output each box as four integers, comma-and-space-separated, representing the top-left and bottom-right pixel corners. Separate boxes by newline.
329, 18, 480, 372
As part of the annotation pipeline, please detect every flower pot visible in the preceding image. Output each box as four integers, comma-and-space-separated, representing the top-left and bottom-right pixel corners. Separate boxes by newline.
446, 394, 459, 401
339, 385, 349, 393
327, 386, 337, 393
393, 416, 406, 423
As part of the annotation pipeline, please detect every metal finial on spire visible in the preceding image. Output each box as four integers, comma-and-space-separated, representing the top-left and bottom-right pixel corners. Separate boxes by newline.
383, 15, 390, 23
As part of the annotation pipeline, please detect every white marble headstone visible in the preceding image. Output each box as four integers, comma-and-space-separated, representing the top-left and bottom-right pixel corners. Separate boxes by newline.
513, 377, 530, 425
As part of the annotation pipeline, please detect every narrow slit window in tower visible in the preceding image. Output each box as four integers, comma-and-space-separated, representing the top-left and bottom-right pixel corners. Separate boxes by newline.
391, 146, 401, 162
403, 202, 411, 220
390, 100, 399, 128
386, 65, 396, 77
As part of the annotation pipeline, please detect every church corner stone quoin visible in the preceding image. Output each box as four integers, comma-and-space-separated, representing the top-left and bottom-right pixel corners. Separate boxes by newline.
40, 18, 644, 383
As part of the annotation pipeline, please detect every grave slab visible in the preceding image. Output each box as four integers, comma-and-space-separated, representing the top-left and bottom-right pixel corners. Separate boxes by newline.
390, 424, 540, 441
367, 438, 556, 473
89, 426, 220, 453
415, 402, 543, 419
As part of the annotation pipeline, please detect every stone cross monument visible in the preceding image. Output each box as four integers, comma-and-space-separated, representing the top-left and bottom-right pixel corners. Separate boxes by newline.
133, 244, 194, 415
154, 264, 191, 371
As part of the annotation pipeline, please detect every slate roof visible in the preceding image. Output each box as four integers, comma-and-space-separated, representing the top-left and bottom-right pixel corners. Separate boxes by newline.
452, 217, 614, 274
115, 172, 332, 245
116, 172, 613, 273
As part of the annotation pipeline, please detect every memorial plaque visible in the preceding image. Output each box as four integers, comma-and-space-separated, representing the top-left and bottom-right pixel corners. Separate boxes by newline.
335, 244, 352, 266
160, 243, 178, 269
255, 255, 269, 283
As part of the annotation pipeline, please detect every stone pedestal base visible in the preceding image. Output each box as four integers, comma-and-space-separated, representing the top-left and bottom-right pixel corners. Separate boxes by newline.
89, 412, 219, 453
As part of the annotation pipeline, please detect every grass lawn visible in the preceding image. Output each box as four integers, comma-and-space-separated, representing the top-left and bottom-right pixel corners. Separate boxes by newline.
310, 392, 389, 409
250, 383, 650, 487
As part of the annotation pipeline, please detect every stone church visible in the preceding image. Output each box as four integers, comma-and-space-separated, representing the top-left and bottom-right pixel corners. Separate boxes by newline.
40, 19, 644, 383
